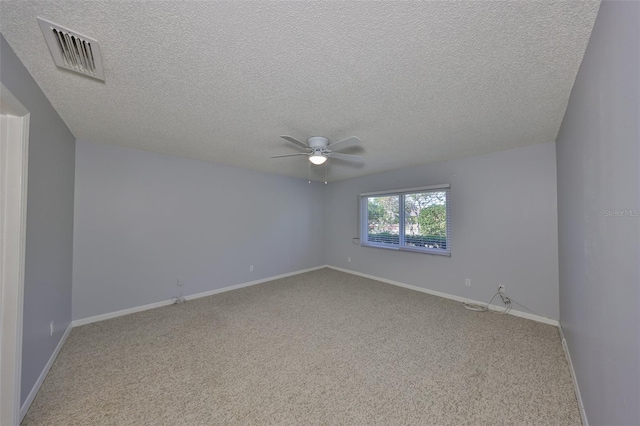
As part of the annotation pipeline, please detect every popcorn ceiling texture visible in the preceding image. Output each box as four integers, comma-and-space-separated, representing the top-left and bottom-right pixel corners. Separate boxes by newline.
22, 269, 580, 425
0, 1, 599, 181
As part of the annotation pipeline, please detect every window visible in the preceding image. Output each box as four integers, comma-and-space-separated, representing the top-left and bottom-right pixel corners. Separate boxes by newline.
360, 184, 450, 255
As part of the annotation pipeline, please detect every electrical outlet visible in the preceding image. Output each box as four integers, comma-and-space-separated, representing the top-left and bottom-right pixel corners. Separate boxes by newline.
498, 285, 506, 294
177, 278, 184, 287
348, 257, 351, 263
465, 279, 471, 287
50, 321, 54, 336
249, 265, 254, 272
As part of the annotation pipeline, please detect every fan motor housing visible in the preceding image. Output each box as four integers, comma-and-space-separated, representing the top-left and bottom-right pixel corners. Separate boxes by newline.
307, 136, 329, 148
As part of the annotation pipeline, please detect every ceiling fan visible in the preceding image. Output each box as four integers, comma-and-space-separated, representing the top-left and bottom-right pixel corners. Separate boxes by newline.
271, 135, 364, 165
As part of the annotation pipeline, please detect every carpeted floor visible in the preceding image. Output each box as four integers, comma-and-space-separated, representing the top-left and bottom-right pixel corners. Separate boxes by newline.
22, 269, 581, 425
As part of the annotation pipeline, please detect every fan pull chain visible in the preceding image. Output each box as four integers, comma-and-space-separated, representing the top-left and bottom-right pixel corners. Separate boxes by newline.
324, 163, 327, 184
308, 161, 311, 184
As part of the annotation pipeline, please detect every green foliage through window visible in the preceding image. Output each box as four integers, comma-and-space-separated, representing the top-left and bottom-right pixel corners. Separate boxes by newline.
418, 205, 446, 236
367, 196, 399, 235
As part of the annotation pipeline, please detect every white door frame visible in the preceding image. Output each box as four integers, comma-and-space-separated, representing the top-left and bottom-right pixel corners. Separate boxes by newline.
0, 83, 30, 426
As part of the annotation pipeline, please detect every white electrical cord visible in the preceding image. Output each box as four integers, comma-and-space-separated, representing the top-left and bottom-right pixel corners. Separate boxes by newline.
463, 285, 552, 321
463, 290, 512, 314
507, 297, 544, 317
172, 287, 186, 304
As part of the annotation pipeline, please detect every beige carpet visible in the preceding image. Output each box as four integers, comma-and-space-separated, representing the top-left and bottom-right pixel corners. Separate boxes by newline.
22, 269, 581, 425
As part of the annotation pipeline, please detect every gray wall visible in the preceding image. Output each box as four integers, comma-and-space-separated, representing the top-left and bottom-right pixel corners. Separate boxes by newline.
556, 1, 640, 425
325, 142, 560, 320
72, 140, 326, 320
1, 35, 76, 405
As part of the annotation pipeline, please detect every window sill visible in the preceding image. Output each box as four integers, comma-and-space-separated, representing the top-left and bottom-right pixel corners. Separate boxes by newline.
361, 242, 451, 257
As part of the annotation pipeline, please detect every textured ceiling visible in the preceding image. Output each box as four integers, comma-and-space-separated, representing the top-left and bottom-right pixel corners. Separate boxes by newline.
0, 1, 599, 181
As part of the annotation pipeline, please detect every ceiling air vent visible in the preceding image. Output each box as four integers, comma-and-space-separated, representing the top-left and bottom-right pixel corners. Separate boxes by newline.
37, 18, 105, 81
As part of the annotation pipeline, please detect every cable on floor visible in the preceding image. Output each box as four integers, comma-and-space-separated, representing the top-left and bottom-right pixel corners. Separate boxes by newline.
463, 291, 512, 314
506, 297, 545, 318
172, 287, 186, 304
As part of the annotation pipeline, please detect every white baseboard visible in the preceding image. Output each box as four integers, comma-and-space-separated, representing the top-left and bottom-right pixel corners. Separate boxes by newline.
326, 265, 559, 326
181, 265, 325, 302
558, 324, 588, 426
72, 265, 327, 327
73, 265, 558, 328
20, 323, 72, 421
72, 299, 175, 327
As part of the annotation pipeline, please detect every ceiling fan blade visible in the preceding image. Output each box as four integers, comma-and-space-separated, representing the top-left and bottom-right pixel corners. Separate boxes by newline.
280, 135, 310, 150
270, 153, 309, 158
328, 152, 364, 163
328, 136, 360, 152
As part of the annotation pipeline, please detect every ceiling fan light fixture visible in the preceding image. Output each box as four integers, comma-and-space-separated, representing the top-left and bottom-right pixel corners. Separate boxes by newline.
309, 154, 327, 165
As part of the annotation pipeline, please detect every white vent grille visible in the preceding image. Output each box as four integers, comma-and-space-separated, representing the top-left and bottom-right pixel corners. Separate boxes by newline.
37, 18, 105, 81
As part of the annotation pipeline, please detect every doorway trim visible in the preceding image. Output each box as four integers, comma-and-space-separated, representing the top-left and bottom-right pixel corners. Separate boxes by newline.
0, 83, 30, 426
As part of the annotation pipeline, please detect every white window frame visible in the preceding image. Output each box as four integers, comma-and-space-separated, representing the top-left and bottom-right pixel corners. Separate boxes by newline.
360, 184, 451, 256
